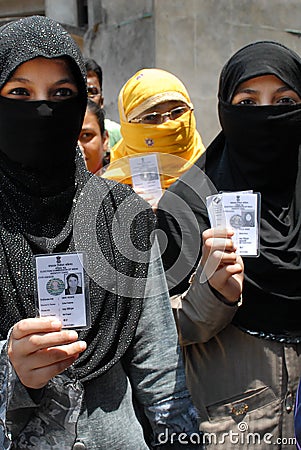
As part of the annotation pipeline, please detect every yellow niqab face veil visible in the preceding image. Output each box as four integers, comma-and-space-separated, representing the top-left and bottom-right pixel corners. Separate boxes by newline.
103, 68, 205, 188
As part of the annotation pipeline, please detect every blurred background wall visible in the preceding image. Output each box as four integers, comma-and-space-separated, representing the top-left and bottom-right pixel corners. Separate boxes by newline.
1, 0, 301, 145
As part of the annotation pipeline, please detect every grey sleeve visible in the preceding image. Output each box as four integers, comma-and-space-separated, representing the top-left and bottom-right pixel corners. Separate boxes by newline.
0, 337, 47, 444
172, 265, 239, 345
0, 338, 38, 449
0, 340, 12, 449
124, 240, 202, 445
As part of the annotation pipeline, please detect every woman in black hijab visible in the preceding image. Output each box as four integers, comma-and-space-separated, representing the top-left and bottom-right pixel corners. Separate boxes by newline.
0, 15, 203, 449
157, 41, 301, 448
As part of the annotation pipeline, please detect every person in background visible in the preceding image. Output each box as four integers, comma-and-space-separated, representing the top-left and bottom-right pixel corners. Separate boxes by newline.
103, 68, 205, 210
157, 40, 301, 449
78, 98, 109, 174
0, 15, 205, 449
85, 58, 121, 152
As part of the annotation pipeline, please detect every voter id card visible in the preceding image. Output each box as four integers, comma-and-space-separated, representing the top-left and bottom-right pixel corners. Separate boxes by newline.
129, 154, 163, 198
33, 252, 90, 329
206, 191, 261, 257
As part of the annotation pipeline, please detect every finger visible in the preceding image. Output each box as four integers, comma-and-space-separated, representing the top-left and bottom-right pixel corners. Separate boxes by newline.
202, 227, 234, 241
208, 264, 243, 290
207, 249, 237, 263
203, 252, 235, 278
10, 340, 87, 386
23, 341, 87, 369
133, 187, 145, 196
236, 255, 244, 268
21, 355, 80, 389
205, 237, 236, 252
225, 262, 244, 275
136, 191, 158, 203
12, 317, 62, 340
149, 198, 159, 210
202, 238, 236, 262
215, 264, 243, 284
203, 249, 242, 280
13, 329, 80, 356
216, 253, 240, 268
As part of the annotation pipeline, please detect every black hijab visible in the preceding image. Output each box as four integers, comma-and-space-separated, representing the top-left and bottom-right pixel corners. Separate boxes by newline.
0, 16, 155, 382
159, 41, 301, 338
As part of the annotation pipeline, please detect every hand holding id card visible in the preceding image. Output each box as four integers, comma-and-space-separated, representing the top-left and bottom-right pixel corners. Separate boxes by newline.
206, 191, 261, 257
33, 252, 90, 329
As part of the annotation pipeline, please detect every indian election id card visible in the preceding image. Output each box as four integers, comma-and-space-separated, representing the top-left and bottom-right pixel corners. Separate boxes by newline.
206, 191, 260, 256
33, 252, 90, 329
129, 154, 163, 197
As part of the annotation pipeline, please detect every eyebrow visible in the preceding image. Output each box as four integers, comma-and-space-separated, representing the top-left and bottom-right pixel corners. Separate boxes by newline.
81, 127, 93, 131
276, 85, 295, 93
235, 85, 294, 95
7, 77, 76, 85
234, 88, 258, 95
7, 76, 30, 83
55, 78, 76, 85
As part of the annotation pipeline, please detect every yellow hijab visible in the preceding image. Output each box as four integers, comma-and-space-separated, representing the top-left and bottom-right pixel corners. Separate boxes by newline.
103, 68, 205, 188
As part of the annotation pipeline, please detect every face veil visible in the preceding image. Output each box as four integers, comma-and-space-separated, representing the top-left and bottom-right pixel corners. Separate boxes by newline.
215, 41, 301, 194
0, 15, 87, 193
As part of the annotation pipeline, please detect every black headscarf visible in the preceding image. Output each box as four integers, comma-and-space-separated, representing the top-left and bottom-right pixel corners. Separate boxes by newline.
159, 41, 301, 337
0, 16, 155, 382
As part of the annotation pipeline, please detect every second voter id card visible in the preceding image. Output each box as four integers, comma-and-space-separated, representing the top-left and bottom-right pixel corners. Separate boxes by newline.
129, 154, 163, 197
206, 191, 260, 257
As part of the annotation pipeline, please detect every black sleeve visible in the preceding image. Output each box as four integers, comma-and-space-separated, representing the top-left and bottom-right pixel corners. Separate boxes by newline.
156, 163, 216, 296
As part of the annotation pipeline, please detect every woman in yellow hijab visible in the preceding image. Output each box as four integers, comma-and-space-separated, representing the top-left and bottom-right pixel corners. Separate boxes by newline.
103, 68, 205, 208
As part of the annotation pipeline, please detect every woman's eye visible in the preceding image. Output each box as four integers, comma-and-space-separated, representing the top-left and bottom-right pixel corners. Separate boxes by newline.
79, 132, 94, 142
236, 98, 256, 106
8, 87, 30, 96
54, 87, 75, 98
142, 113, 160, 123
277, 97, 297, 105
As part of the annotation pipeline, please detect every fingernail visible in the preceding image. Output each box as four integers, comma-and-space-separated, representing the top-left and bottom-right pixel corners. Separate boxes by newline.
68, 330, 78, 339
51, 320, 62, 328
79, 341, 87, 351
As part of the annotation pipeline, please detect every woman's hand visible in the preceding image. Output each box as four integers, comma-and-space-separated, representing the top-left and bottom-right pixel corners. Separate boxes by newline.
8, 317, 87, 389
201, 227, 244, 302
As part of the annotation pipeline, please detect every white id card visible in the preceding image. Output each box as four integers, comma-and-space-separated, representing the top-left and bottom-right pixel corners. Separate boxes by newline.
206, 191, 261, 257
33, 252, 90, 329
129, 154, 162, 197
